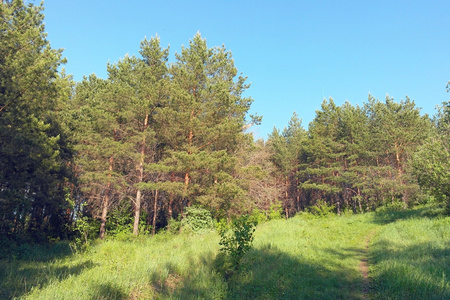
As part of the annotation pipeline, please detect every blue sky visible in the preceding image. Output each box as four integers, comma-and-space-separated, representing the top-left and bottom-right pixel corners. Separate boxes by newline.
43, 0, 450, 139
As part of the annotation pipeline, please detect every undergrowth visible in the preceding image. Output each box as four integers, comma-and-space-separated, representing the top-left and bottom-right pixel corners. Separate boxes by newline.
1, 205, 448, 299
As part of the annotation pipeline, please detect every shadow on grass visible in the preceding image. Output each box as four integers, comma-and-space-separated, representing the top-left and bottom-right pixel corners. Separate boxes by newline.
370, 239, 450, 299
147, 252, 228, 299
228, 244, 365, 300
89, 282, 128, 300
148, 244, 365, 299
371, 205, 443, 225
0, 240, 74, 261
0, 259, 95, 299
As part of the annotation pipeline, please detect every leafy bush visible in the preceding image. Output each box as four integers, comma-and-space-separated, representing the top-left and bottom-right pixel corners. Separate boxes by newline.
181, 206, 214, 234
107, 203, 134, 237
249, 208, 267, 224
375, 201, 405, 213
70, 216, 100, 253
307, 199, 335, 217
218, 215, 256, 270
167, 217, 182, 234
268, 202, 283, 220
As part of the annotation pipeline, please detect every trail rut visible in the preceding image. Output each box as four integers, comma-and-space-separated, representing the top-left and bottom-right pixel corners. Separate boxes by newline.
360, 230, 377, 299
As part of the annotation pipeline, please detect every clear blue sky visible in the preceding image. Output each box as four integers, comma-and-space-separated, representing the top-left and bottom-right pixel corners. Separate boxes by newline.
42, 0, 450, 139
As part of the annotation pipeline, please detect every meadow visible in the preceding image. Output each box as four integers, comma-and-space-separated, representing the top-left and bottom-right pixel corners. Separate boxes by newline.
1, 206, 449, 299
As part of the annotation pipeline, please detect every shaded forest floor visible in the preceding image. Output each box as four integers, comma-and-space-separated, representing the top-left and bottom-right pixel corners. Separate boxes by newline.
1, 205, 449, 299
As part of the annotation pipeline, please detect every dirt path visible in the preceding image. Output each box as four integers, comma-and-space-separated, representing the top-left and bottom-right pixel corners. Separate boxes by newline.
360, 229, 377, 299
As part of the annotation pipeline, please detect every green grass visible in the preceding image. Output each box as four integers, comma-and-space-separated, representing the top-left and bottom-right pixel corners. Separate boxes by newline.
370, 214, 450, 299
227, 214, 378, 299
1, 207, 448, 299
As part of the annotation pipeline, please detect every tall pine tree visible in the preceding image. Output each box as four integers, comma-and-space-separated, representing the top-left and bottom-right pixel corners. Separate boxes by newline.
0, 0, 73, 240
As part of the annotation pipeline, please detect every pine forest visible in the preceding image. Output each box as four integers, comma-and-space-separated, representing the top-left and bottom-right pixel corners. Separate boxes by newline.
1, 1, 449, 299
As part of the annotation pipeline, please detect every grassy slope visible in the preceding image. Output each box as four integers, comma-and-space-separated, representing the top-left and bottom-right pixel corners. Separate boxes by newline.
369, 210, 450, 299
1, 207, 448, 299
228, 214, 377, 299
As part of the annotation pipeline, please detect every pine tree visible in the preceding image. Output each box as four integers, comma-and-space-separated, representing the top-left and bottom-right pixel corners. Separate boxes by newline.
301, 99, 344, 213
156, 33, 255, 219
364, 96, 432, 206
70, 75, 132, 239
106, 36, 169, 235
413, 99, 450, 211
0, 0, 73, 240
269, 112, 306, 217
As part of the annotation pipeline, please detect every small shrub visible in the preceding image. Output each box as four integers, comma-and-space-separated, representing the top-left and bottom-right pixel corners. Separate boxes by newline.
70, 216, 100, 253
215, 218, 228, 233
307, 199, 335, 217
181, 206, 214, 234
214, 251, 235, 279
249, 208, 267, 224
107, 203, 134, 237
375, 201, 405, 213
167, 217, 182, 234
218, 215, 256, 270
268, 202, 283, 220
341, 206, 355, 216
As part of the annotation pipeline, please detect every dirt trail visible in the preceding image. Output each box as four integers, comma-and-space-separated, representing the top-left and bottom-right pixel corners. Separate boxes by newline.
360, 229, 377, 299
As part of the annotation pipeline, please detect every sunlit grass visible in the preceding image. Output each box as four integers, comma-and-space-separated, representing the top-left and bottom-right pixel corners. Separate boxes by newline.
1, 206, 448, 299
228, 213, 378, 299
370, 215, 450, 299
1, 232, 226, 299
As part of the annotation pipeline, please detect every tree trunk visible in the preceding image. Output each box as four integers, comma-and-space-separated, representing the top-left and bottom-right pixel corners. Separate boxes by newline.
100, 155, 114, 240
168, 195, 173, 220
99, 196, 109, 239
336, 195, 341, 215
133, 114, 149, 236
133, 189, 142, 235
285, 178, 289, 219
358, 188, 363, 212
152, 189, 158, 236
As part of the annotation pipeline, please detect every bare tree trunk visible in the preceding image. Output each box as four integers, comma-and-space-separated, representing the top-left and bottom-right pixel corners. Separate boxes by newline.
100, 155, 114, 240
152, 189, 158, 236
296, 177, 300, 212
336, 195, 341, 215
133, 189, 142, 235
285, 178, 289, 219
168, 195, 173, 220
133, 114, 149, 236
358, 188, 363, 212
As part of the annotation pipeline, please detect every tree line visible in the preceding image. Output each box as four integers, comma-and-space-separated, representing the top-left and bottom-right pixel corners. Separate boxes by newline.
1, 0, 448, 243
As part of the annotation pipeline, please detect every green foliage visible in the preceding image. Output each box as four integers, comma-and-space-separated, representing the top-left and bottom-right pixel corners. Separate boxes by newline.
2, 0, 447, 248
249, 208, 267, 224
167, 217, 182, 234
307, 199, 336, 217
214, 218, 228, 234
0, 0, 74, 241
375, 200, 405, 213
413, 104, 450, 213
181, 206, 215, 234
1, 207, 448, 299
218, 215, 256, 270
106, 202, 149, 241
268, 202, 283, 220
70, 216, 100, 253
107, 205, 133, 237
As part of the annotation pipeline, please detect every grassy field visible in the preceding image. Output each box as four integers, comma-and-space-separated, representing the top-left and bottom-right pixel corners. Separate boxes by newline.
1, 206, 449, 299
